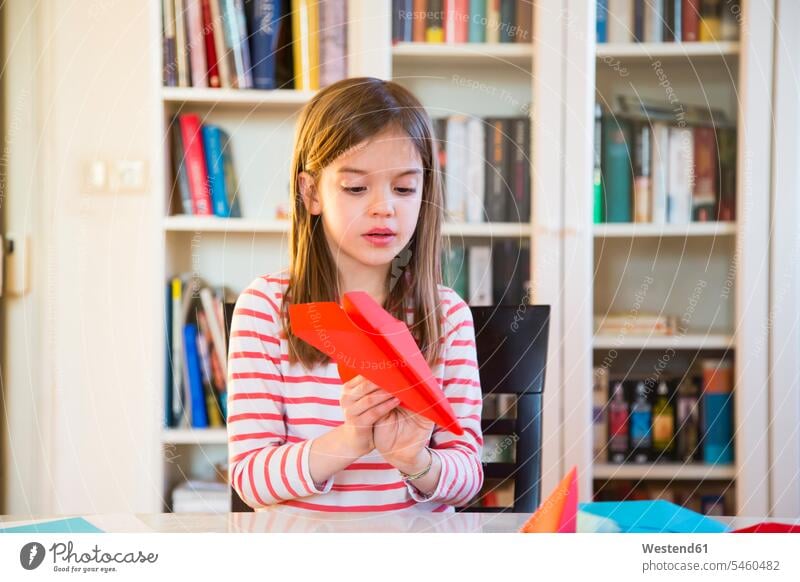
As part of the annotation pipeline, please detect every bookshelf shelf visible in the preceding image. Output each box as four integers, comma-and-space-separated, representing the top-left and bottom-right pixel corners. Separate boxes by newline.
594, 222, 737, 238
595, 41, 739, 60
161, 87, 314, 108
593, 333, 734, 350
593, 463, 737, 481
163, 216, 531, 238
162, 428, 227, 445
392, 42, 533, 66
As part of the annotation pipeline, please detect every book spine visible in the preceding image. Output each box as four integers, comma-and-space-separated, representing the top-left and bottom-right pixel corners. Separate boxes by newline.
246, 0, 280, 89
515, 0, 532, 43
468, 245, 493, 305
222, 0, 245, 88
486, 0, 500, 43
175, 0, 191, 86
594, 105, 604, 223
716, 126, 736, 221
465, 116, 485, 223
318, 0, 347, 88
644, 0, 664, 42
484, 118, 508, 222
445, 116, 467, 221
469, 0, 486, 42
596, 0, 608, 43
163, 0, 178, 86
499, 0, 516, 43
667, 126, 694, 224
510, 117, 531, 223
170, 119, 194, 215
601, 116, 632, 223
633, 0, 645, 42
699, 0, 721, 41
412, 0, 427, 42
427, 0, 445, 42
201, 0, 221, 87
692, 125, 717, 221
209, 0, 232, 87
234, 0, 253, 88
682, 0, 700, 41
608, 0, 632, 43
201, 125, 232, 217
179, 114, 213, 215
183, 324, 210, 428
165, 281, 174, 427
650, 122, 670, 224
170, 278, 185, 426
632, 122, 652, 223
186, 0, 209, 87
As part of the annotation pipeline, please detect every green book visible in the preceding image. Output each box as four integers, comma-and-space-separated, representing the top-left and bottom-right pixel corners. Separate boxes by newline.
601, 115, 632, 223
468, 0, 486, 42
442, 246, 468, 301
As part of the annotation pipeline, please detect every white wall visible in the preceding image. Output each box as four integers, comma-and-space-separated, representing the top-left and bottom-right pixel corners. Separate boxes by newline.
2, 0, 161, 514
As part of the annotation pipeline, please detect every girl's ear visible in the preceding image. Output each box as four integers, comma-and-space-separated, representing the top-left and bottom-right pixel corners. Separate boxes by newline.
298, 171, 322, 215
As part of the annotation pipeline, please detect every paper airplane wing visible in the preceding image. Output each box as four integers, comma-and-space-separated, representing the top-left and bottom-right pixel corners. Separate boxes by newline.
288, 297, 464, 435
520, 466, 578, 533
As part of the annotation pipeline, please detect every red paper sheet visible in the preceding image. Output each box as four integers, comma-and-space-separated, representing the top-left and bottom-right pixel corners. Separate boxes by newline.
732, 522, 800, 533
288, 291, 464, 435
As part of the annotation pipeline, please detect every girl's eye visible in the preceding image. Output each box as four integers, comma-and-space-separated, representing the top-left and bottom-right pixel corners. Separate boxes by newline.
344, 186, 367, 194
395, 187, 417, 195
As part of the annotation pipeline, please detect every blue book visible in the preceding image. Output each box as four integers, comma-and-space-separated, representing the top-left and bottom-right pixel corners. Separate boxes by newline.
165, 281, 174, 428
183, 324, 209, 428
202, 125, 232, 217
245, 0, 282, 89
597, 0, 608, 43
468, 0, 486, 43
702, 393, 734, 464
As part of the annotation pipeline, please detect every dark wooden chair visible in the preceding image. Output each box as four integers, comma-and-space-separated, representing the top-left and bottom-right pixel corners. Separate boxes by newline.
225, 302, 550, 514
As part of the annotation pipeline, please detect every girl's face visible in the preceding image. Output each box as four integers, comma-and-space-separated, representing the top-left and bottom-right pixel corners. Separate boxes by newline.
299, 125, 424, 275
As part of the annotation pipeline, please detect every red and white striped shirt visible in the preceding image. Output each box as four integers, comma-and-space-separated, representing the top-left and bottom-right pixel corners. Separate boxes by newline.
226, 269, 484, 513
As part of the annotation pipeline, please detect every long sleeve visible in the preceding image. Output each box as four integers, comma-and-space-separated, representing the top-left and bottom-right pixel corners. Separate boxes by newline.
405, 290, 484, 506
227, 277, 334, 509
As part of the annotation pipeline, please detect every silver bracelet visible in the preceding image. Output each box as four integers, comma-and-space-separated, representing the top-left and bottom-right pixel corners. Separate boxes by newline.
399, 447, 433, 481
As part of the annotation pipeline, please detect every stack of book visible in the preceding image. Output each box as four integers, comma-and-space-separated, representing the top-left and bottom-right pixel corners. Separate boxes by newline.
434, 116, 531, 224
443, 241, 530, 307
171, 480, 230, 513
594, 313, 679, 336
165, 275, 232, 429
162, 0, 347, 91
592, 358, 734, 466
596, 0, 740, 43
594, 99, 736, 224
392, 0, 533, 44
170, 114, 242, 218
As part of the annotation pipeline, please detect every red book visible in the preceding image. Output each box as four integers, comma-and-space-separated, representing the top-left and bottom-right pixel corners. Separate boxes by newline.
412, 0, 426, 42
682, 0, 700, 42
200, 0, 221, 88
444, 0, 468, 43
178, 114, 213, 215
693, 126, 717, 221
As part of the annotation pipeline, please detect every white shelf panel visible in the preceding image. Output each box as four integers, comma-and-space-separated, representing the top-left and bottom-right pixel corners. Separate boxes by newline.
161, 87, 315, 108
596, 41, 739, 60
594, 222, 737, 238
162, 428, 227, 445
593, 333, 733, 350
164, 216, 531, 238
392, 42, 533, 66
594, 462, 737, 481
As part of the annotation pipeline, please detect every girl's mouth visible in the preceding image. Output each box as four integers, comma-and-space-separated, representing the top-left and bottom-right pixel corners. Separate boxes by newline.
362, 233, 397, 246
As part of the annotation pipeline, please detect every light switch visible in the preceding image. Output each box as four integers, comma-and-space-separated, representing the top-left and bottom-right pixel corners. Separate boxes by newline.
83, 160, 107, 193
111, 160, 147, 193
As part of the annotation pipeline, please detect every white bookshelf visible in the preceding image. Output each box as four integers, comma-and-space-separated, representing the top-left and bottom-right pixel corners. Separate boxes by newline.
561, 0, 773, 516
150, 1, 776, 516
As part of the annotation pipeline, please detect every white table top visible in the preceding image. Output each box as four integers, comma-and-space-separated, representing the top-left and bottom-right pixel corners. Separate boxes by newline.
2, 511, 794, 533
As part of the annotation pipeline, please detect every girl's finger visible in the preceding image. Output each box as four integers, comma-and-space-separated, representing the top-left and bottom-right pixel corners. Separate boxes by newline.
360, 396, 401, 424
352, 392, 398, 417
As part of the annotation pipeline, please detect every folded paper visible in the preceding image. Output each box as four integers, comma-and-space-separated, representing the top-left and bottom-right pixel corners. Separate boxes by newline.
579, 499, 728, 533
288, 291, 464, 435
519, 466, 578, 533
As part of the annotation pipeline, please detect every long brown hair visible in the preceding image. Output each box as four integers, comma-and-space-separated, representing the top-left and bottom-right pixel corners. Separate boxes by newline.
283, 77, 445, 372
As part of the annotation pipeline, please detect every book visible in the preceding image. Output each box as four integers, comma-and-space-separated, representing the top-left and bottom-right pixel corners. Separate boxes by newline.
445, 0, 469, 43
186, 0, 208, 87
515, 0, 532, 43
608, 0, 633, 43
682, 0, 700, 42
632, 121, 651, 223
426, 0, 445, 42
650, 121, 670, 224
486, 0, 500, 43
444, 116, 467, 221
667, 126, 693, 224
643, 0, 664, 42
184, 324, 210, 428
468, 245, 493, 306
484, 118, 509, 222
508, 117, 531, 222
202, 125, 232, 217
442, 245, 468, 301
163, 0, 178, 86
413, 0, 427, 42
209, 0, 234, 87
699, 0, 721, 41
393, 0, 413, 43
465, 116, 485, 223
601, 114, 632, 222
499, 0, 516, 43
692, 125, 717, 221
200, 0, 222, 87
596, 0, 608, 43
175, 0, 191, 86
246, 0, 283, 90
318, 0, 348, 87
178, 114, 214, 215
291, 0, 320, 89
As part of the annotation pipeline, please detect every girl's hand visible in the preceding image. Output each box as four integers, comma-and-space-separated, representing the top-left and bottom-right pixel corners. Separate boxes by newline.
373, 405, 435, 474
339, 375, 401, 458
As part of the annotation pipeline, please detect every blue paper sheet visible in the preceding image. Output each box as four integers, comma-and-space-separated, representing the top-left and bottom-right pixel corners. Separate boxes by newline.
0, 517, 104, 534
578, 500, 728, 533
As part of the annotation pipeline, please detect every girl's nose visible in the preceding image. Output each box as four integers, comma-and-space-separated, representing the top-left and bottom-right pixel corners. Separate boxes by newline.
369, 187, 395, 216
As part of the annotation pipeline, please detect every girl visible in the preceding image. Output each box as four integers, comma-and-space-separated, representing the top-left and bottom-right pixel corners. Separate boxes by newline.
227, 77, 483, 513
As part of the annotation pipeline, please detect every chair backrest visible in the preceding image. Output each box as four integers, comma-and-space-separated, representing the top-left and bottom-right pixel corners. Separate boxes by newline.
225, 301, 551, 514
466, 304, 550, 514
